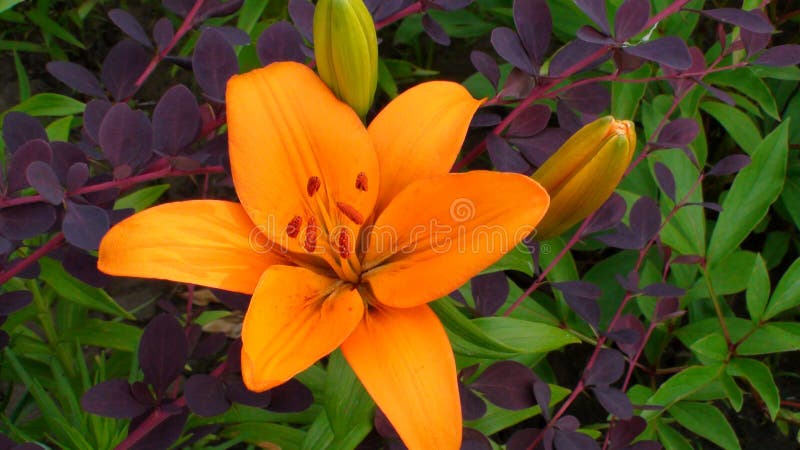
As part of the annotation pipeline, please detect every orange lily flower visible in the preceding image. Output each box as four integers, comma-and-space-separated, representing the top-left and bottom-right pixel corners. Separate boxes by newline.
98, 62, 549, 449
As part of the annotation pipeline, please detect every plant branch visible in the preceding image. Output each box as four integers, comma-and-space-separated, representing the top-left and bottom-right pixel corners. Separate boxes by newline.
0, 233, 65, 286
375, 2, 423, 30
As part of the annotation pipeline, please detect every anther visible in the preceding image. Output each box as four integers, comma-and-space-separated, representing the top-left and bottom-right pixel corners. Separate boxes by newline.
336, 201, 364, 225
304, 217, 318, 252
286, 215, 302, 238
307, 176, 321, 197
337, 229, 351, 259
355, 172, 368, 191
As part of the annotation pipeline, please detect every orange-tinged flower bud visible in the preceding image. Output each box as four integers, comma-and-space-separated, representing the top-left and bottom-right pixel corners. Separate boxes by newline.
313, 0, 378, 119
532, 116, 635, 240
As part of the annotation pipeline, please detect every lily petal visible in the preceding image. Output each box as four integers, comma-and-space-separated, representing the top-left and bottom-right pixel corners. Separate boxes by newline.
368, 81, 482, 213
98, 200, 279, 294
341, 305, 461, 450
363, 171, 548, 308
241, 265, 364, 391
226, 62, 379, 251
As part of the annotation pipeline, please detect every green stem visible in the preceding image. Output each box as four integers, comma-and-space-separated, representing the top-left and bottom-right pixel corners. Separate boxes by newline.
27, 280, 75, 377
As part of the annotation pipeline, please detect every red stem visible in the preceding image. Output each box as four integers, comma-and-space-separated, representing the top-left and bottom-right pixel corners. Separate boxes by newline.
133, 0, 206, 89
0, 233, 65, 286
0, 164, 224, 210
375, 2, 423, 30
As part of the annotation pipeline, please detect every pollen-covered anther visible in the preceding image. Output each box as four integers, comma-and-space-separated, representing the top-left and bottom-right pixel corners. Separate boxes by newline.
336, 201, 364, 224
304, 217, 318, 252
286, 215, 302, 238
307, 176, 321, 197
355, 172, 368, 191
337, 229, 351, 259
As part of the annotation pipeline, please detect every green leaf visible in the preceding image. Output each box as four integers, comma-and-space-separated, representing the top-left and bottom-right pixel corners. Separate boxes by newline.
466, 384, 570, 435
688, 251, 756, 299
8, 93, 85, 117
762, 257, 800, 320
482, 242, 533, 274
39, 258, 134, 319
0, 0, 24, 14
236, 0, 269, 35
689, 332, 727, 363
705, 68, 780, 120
114, 184, 171, 212
430, 298, 519, 358
323, 350, 374, 447
0, 39, 46, 52
643, 364, 723, 419
746, 255, 770, 322
46, 115, 73, 141
64, 319, 142, 352
224, 422, 305, 449
738, 323, 800, 355
301, 411, 335, 450
669, 401, 740, 450
26, 9, 86, 49
377, 58, 398, 99
657, 421, 694, 450
612, 65, 652, 119
699, 101, 761, 155
707, 121, 790, 265
728, 358, 780, 421
13, 51, 30, 101
471, 317, 580, 354
719, 372, 743, 412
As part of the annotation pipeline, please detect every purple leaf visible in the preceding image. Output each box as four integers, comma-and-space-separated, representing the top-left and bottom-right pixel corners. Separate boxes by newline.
554, 430, 601, 450
629, 441, 663, 450
471, 360, 538, 410
584, 349, 624, 386
576, 25, 615, 45
66, 162, 90, 191
754, 44, 800, 67
184, 374, 231, 417
487, 134, 532, 174
507, 104, 550, 137
211, 288, 250, 312
6, 139, 52, 194
26, 161, 65, 205
462, 428, 493, 450
491, 27, 535, 75
708, 154, 751, 176
584, 193, 626, 235
50, 141, 87, 184
592, 385, 633, 419
83, 99, 112, 144
99, 104, 153, 169
256, 21, 305, 66
0, 237, 11, 255
741, 29, 770, 56
552, 281, 601, 327
128, 410, 188, 450
470, 51, 500, 88
288, 0, 315, 42
556, 100, 582, 132
430, 0, 474, 10
2, 112, 48, 154
624, 36, 691, 70
642, 282, 684, 298
653, 162, 676, 201
266, 379, 313, 412
46, 61, 106, 98
653, 297, 683, 323
0, 291, 32, 315
562, 82, 610, 115
192, 332, 227, 359
367, 0, 404, 22
629, 196, 661, 247
108, 9, 152, 48
193, 28, 239, 102
422, 14, 451, 46
701, 8, 773, 33
699, 80, 735, 105
225, 378, 272, 407
549, 40, 608, 77
0, 204, 56, 241
672, 254, 703, 265
657, 118, 699, 147
153, 17, 174, 49
207, 25, 250, 46
200, 0, 245, 19
101, 39, 150, 101
610, 314, 643, 357
514, 128, 570, 166
614, 0, 650, 41
139, 314, 188, 396
62, 202, 109, 251
63, 247, 112, 287
472, 271, 510, 316
162, 0, 193, 16
533, 380, 552, 420
507, 429, 545, 450
153, 85, 201, 156
608, 416, 647, 449
694, 201, 722, 212
574, 0, 609, 34
459, 381, 487, 420
470, 112, 502, 128
81, 379, 150, 419
514, 0, 551, 66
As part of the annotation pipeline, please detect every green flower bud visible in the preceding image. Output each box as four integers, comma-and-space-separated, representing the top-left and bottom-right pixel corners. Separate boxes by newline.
532, 116, 636, 240
313, 0, 378, 119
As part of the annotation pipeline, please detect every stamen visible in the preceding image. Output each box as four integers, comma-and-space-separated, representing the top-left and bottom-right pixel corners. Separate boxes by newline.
337, 229, 351, 259
307, 176, 321, 197
304, 216, 318, 252
336, 201, 364, 225
286, 215, 302, 238
355, 172, 368, 191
